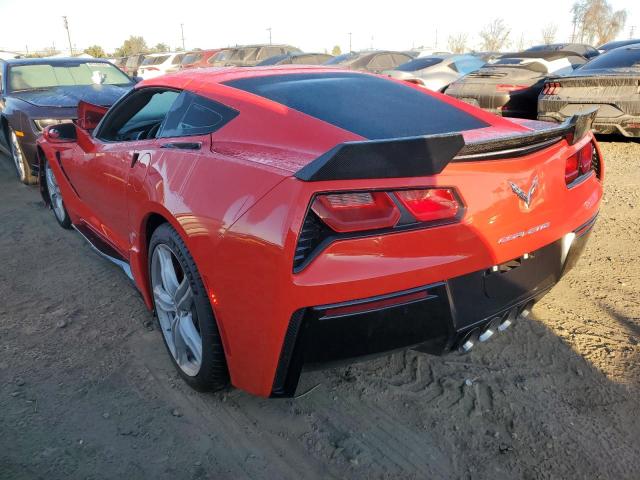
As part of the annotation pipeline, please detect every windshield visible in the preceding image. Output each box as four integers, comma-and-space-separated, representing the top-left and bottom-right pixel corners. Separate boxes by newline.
395, 57, 443, 71
325, 52, 358, 65
142, 55, 170, 66
581, 48, 640, 70
8, 62, 132, 92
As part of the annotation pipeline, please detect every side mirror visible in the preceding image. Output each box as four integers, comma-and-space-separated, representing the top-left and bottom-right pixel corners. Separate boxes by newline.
43, 123, 77, 143
76, 100, 108, 130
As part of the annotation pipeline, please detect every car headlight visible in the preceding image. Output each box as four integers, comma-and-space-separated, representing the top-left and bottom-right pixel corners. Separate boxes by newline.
33, 118, 74, 131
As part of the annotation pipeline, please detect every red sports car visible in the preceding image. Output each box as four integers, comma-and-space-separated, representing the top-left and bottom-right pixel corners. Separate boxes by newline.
36, 66, 603, 398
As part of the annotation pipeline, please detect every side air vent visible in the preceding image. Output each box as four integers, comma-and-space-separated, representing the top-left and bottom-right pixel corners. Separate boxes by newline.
293, 212, 329, 271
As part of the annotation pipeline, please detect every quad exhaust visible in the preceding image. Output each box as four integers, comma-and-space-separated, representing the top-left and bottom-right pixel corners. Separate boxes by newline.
457, 302, 533, 353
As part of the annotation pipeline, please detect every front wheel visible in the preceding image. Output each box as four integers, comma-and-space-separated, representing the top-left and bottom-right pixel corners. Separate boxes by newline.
149, 223, 229, 391
44, 158, 71, 229
9, 127, 37, 185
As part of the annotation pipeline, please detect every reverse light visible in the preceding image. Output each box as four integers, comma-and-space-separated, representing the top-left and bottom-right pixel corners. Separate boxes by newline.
565, 142, 595, 185
311, 192, 401, 233
395, 188, 460, 223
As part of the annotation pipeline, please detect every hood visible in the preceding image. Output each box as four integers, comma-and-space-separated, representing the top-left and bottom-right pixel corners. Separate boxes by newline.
10, 84, 133, 108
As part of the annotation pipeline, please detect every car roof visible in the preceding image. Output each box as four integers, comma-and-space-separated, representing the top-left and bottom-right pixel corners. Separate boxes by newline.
3, 57, 112, 65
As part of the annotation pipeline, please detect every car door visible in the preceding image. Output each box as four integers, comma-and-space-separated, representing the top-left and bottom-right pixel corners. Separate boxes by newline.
0, 65, 10, 154
64, 88, 180, 256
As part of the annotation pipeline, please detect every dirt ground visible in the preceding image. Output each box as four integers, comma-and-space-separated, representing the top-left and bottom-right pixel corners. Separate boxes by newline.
1, 139, 639, 480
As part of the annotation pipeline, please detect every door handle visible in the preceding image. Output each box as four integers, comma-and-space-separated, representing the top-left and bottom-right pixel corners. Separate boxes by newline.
130, 152, 140, 168
160, 142, 202, 150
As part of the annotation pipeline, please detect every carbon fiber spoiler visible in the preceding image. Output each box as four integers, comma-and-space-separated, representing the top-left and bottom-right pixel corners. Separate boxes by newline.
294, 108, 597, 182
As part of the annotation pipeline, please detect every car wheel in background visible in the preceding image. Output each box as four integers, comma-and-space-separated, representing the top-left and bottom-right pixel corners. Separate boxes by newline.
9, 127, 37, 185
44, 158, 71, 229
149, 223, 229, 391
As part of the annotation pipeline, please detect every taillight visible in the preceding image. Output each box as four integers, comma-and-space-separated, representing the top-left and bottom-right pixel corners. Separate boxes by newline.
395, 188, 460, 222
566, 142, 595, 185
542, 81, 562, 95
311, 192, 401, 233
496, 84, 529, 93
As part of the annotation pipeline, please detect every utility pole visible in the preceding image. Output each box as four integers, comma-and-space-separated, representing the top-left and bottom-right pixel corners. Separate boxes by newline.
630, 26, 636, 39
180, 23, 185, 50
435, 29, 438, 49
62, 16, 73, 56
348, 32, 352, 52
267, 27, 272, 45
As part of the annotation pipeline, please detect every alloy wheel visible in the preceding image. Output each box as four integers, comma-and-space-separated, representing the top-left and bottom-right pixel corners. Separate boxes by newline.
45, 162, 66, 223
151, 244, 202, 377
9, 130, 26, 181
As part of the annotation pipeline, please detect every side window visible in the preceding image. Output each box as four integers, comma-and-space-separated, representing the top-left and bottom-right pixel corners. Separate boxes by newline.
97, 89, 180, 141
0, 70, 3, 94
391, 54, 411, 67
158, 91, 239, 138
172, 54, 185, 65
454, 58, 484, 75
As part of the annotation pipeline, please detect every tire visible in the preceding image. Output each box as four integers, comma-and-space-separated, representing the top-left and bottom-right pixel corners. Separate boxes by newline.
148, 223, 229, 391
8, 127, 37, 185
43, 157, 72, 229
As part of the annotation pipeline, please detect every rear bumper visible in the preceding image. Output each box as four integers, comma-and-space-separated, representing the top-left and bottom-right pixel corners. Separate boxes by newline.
539, 110, 640, 137
271, 216, 596, 397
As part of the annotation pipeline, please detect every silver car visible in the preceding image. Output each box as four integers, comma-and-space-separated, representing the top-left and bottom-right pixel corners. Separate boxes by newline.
384, 54, 485, 92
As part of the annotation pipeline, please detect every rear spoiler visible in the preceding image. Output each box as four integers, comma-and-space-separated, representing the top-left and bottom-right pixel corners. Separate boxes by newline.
295, 108, 597, 182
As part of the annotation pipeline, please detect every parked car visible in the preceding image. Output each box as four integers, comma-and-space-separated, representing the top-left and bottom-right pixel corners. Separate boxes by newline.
123, 54, 146, 77
539, 45, 640, 137
446, 50, 587, 118
180, 49, 221, 70
596, 38, 640, 53
37, 66, 602, 397
325, 50, 413, 73
138, 52, 186, 79
384, 54, 485, 91
525, 43, 600, 59
256, 52, 333, 66
208, 44, 301, 67
0, 57, 136, 184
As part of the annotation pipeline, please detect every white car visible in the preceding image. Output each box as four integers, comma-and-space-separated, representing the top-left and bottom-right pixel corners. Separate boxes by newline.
138, 52, 185, 79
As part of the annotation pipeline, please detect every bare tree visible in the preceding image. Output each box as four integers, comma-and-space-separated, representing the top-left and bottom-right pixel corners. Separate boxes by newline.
479, 18, 511, 51
541, 24, 558, 44
447, 34, 468, 54
571, 0, 627, 45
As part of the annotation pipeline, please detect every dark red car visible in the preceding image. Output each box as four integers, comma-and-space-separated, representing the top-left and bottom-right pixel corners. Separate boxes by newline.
180, 49, 222, 70
37, 66, 603, 397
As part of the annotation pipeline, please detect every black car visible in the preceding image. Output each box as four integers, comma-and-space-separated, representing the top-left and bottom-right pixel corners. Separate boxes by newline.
324, 50, 413, 73
539, 45, 640, 137
0, 57, 136, 184
255, 52, 333, 66
446, 50, 587, 119
525, 43, 600, 59
597, 39, 640, 53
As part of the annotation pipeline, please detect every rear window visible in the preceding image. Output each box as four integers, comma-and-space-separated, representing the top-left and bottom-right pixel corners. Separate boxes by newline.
142, 55, 170, 66
225, 72, 488, 139
325, 52, 358, 65
396, 57, 443, 72
581, 47, 640, 70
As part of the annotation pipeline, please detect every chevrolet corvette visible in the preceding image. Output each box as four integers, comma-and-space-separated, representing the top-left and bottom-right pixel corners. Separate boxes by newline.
36, 66, 603, 397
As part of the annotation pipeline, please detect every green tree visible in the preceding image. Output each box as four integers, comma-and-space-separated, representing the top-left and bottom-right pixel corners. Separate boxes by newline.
114, 36, 148, 57
331, 45, 342, 56
84, 45, 106, 58
152, 42, 170, 53
571, 0, 627, 45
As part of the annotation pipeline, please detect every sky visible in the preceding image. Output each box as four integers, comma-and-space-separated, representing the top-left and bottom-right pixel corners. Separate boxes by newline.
0, 0, 638, 54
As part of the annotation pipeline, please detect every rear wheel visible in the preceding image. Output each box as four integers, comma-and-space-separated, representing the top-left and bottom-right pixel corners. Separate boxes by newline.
9, 128, 37, 185
44, 158, 71, 229
149, 223, 229, 391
